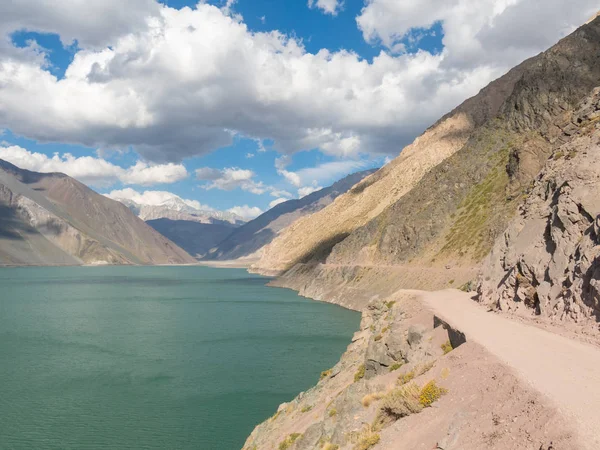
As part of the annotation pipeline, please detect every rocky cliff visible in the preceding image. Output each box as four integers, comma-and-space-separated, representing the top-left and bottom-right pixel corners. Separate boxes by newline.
254, 16, 600, 312
0, 159, 195, 266
478, 88, 600, 335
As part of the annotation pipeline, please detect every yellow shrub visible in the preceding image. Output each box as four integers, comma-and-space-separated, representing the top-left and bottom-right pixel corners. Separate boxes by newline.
441, 340, 453, 354
419, 380, 447, 407
353, 424, 380, 450
320, 369, 332, 380
361, 392, 385, 407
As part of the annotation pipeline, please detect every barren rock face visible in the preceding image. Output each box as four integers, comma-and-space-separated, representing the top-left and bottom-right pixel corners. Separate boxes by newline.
479, 89, 600, 327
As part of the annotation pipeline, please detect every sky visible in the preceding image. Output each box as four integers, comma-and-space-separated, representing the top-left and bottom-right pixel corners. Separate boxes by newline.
0, 0, 597, 219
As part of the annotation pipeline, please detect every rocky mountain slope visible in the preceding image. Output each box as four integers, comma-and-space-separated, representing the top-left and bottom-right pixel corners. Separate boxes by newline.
147, 218, 237, 259
478, 87, 600, 334
206, 170, 376, 262
254, 16, 600, 312
245, 16, 600, 450
0, 160, 195, 266
244, 291, 576, 450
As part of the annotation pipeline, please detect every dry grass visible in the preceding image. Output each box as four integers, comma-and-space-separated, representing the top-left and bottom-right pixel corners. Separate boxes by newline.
353, 424, 381, 450
328, 408, 337, 417
322, 443, 340, 450
361, 391, 386, 407
279, 433, 302, 450
389, 362, 403, 372
379, 383, 423, 419
354, 364, 365, 382
320, 369, 333, 380
301, 404, 313, 413
441, 340, 453, 354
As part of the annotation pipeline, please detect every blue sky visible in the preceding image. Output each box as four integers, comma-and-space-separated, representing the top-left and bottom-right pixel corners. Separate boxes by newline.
0, 0, 594, 218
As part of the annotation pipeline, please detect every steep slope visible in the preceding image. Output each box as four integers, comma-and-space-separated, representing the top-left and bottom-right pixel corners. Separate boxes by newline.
478, 88, 600, 334
255, 17, 600, 310
0, 160, 195, 266
207, 169, 376, 261
147, 218, 236, 259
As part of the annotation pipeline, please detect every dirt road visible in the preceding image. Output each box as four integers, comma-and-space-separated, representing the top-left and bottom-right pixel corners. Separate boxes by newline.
422, 289, 600, 449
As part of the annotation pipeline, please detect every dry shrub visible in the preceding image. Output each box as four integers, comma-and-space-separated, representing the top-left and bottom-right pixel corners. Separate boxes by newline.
441, 340, 453, 354
379, 383, 423, 419
361, 391, 385, 407
419, 380, 447, 407
354, 364, 365, 382
279, 433, 302, 450
353, 424, 380, 450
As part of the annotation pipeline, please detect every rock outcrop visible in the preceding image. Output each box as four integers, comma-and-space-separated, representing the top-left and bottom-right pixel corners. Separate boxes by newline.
0, 159, 195, 266
479, 89, 600, 330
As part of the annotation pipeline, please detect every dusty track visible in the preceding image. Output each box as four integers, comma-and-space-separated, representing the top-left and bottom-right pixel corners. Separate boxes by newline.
422, 289, 600, 449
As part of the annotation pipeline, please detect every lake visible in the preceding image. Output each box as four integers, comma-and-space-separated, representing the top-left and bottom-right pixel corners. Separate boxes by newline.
0, 266, 360, 449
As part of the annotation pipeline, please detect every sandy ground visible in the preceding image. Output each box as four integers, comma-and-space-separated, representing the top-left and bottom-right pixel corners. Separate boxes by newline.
422, 289, 600, 450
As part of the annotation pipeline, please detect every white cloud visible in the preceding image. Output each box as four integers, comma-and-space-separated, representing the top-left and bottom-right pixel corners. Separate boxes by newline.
270, 189, 293, 198
298, 186, 322, 197
357, 0, 599, 67
227, 204, 262, 220
0, 0, 597, 165
245, 152, 255, 158
196, 166, 266, 194
269, 198, 288, 208
105, 188, 213, 211
0, 145, 187, 187
308, 0, 343, 16
276, 156, 369, 190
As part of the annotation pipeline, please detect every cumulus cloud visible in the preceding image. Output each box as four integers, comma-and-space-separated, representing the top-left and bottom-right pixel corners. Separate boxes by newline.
0, 0, 596, 167
269, 198, 288, 208
0, 145, 187, 187
276, 156, 369, 191
196, 167, 267, 194
0, 0, 557, 164
105, 187, 213, 211
227, 204, 262, 220
298, 186, 322, 197
357, 0, 599, 67
308, 0, 343, 16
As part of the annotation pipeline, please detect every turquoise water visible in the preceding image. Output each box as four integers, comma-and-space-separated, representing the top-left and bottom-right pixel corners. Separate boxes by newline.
0, 266, 360, 449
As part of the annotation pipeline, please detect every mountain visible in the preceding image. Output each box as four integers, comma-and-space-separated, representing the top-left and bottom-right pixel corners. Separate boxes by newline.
253, 16, 600, 310
110, 195, 245, 225
205, 169, 377, 261
0, 159, 195, 266
245, 16, 600, 450
146, 218, 237, 259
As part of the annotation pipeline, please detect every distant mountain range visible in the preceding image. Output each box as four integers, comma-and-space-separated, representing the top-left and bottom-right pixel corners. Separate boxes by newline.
205, 169, 377, 261
109, 195, 245, 225
0, 160, 195, 266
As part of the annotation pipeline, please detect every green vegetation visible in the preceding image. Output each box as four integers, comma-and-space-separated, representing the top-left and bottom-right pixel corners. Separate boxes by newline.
385, 300, 396, 309
459, 280, 475, 292
438, 130, 519, 261
374, 334, 383, 342
301, 404, 313, 413
441, 340, 453, 354
397, 370, 415, 385
389, 362, 403, 372
419, 380, 447, 407
354, 364, 365, 382
328, 408, 337, 417
320, 369, 332, 380
279, 433, 302, 450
